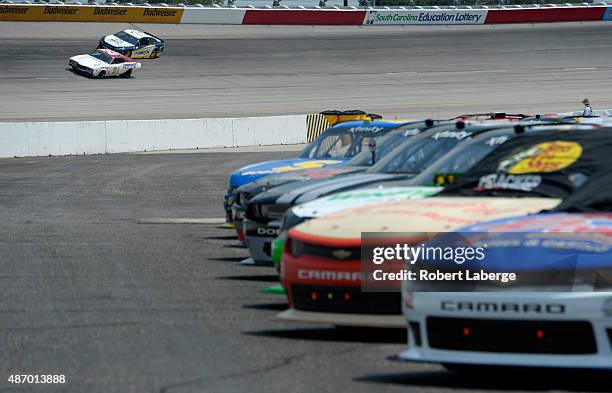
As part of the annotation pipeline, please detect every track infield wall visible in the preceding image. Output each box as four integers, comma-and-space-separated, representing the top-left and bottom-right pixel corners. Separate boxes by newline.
0, 4, 610, 25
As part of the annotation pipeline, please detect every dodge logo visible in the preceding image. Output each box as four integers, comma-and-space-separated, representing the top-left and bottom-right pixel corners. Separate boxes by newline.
256, 227, 278, 236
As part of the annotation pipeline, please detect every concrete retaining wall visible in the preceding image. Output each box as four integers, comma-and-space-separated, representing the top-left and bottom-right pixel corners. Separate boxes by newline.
0, 115, 308, 158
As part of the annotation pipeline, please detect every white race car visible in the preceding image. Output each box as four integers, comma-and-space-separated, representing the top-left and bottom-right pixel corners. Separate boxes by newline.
69, 49, 141, 79
398, 211, 612, 371
98, 29, 164, 59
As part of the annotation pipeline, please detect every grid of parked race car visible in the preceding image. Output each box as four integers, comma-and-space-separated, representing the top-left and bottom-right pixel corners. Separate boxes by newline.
223, 109, 612, 373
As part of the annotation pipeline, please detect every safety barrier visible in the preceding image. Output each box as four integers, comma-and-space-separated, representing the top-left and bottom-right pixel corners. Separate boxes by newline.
0, 115, 308, 158
306, 114, 332, 142
1, 4, 611, 25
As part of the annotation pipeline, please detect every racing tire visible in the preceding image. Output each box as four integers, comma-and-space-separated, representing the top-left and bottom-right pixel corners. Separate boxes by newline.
121, 70, 133, 78
95, 70, 106, 79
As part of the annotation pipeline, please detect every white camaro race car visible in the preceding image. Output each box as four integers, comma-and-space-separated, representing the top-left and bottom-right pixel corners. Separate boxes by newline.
69, 49, 141, 78
398, 211, 612, 371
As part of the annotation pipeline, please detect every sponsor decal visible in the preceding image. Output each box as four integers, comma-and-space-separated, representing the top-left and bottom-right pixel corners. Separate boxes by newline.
433, 173, 461, 186
0, 5, 183, 23
242, 160, 342, 175
346, 126, 386, 133
469, 214, 612, 233
131, 47, 153, 57
364, 10, 487, 25
603, 6, 612, 21
0, 6, 29, 15
403, 128, 421, 136
326, 187, 438, 202
498, 141, 582, 174
94, 7, 127, 16
106, 36, 127, 46
431, 130, 472, 140
475, 141, 582, 192
441, 300, 566, 314
143, 8, 178, 17
476, 173, 542, 192
485, 135, 509, 146
44, 6, 78, 15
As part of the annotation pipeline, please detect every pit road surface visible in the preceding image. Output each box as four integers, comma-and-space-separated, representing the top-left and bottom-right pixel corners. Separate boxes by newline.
1, 22, 612, 121
0, 149, 610, 393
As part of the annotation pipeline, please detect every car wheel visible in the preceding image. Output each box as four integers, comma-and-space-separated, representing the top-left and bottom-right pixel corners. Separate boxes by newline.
96, 70, 106, 79
121, 69, 132, 78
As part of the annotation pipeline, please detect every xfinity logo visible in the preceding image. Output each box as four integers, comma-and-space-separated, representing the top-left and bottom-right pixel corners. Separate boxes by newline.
402, 128, 421, 136
431, 131, 471, 140
441, 301, 566, 314
347, 126, 385, 134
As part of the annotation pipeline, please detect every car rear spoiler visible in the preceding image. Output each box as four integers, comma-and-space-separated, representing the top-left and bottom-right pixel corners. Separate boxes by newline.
451, 113, 528, 120
319, 110, 382, 126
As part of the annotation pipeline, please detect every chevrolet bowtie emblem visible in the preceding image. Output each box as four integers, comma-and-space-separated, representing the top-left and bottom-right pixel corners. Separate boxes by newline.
333, 249, 352, 260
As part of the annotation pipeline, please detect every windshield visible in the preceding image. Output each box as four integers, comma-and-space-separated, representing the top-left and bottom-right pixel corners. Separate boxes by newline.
421, 133, 511, 176
347, 128, 419, 166
368, 134, 469, 174
89, 51, 113, 64
298, 125, 393, 160
440, 128, 612, 199
115, 31, 139, 46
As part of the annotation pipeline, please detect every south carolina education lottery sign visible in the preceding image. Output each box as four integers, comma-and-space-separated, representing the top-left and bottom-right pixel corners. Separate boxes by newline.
364, 9, 488, 25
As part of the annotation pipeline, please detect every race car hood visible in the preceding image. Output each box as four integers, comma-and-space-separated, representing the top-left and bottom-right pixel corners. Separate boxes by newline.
251, 172, 414, 206
290, 196, 561, 243
449, 212, 612, 273
237, 165, 367, 198
103, 35, 136, 49
70, 55, 106, 68
292, 186, 443, 220
229, 158, 348, 189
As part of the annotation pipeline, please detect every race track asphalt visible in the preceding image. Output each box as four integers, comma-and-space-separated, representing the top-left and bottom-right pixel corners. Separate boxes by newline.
2, 20, 612, 392
1, 22, 612, 121
0, 149, 610, 393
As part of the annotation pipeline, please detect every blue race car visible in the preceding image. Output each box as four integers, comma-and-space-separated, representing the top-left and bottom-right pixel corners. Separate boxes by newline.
223, 120, 403, 223
98, 29, 164, 59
